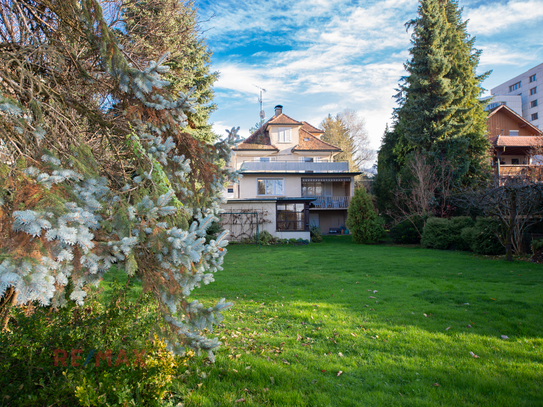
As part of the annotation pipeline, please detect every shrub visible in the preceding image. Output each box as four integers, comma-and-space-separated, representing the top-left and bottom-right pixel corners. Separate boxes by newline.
462, 218, 504, 255
0, 282, 190, 406
310, 225, 323, 243
421, 216, 474, 250
347, 187, 386, 244
389, 216, 426, 244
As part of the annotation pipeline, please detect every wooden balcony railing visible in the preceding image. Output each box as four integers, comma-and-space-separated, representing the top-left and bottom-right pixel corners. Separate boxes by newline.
309, 196, 351, 209
497, 165, 543, 181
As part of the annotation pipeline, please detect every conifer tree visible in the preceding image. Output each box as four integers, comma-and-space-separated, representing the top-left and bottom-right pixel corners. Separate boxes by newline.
381, 0, 490, 186
0, 0, 235, 360
120, 0, 219, 144
346, 187, 386, 244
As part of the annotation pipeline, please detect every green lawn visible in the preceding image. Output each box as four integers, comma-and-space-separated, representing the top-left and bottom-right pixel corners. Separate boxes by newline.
167, 236, 543, 406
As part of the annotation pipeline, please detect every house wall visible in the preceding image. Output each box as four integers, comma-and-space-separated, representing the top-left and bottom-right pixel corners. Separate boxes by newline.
220, 201, 276, 241
309, 210, 348, 233
488, 111, 539, 137
268, 125, 300, 156
498, 154, 531, 165
238, 174, 354, 200
220, 200, 311, 241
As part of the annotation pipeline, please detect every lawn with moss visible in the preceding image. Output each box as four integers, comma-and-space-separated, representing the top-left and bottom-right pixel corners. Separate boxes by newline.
162, 236, 543, 406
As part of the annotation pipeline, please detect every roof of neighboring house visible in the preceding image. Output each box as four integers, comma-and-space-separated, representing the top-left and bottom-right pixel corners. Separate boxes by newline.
493, 135, 542, 148
487, 104, 542, 136
292, 128, 342, 152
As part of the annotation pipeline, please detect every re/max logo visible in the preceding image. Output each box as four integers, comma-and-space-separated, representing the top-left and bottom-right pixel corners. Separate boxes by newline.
54, 349, 146, 367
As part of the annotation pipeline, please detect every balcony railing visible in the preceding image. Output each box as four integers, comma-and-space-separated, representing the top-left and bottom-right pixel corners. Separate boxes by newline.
240, 161, 349, 173
309, 196, 351, 209
497, 165, 543, 181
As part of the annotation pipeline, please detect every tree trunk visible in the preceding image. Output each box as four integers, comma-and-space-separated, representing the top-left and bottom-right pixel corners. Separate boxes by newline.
1, 286, 19, 332
506, 188, 517, 261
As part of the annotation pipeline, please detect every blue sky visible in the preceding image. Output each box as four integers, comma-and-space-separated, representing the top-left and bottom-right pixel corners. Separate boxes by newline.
196, 0, 543, 155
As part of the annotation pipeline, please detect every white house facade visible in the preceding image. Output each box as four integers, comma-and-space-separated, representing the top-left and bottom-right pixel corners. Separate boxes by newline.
221, 105, 359, 242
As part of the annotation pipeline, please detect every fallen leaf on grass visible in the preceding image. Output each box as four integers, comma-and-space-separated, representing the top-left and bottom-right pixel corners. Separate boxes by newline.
446, 326, 451, 331
423, 313, 428, 317
350, 332, 357, 337
232, 369, 238, 373
433, 383, 440, 387
338, 352, 344, 357
282, 359, 290, 365
235, 398, 246, 403
337, 371, 343, 377
501, 335, 509, 340
469, 351, 480, 358
369, 296, 376, 299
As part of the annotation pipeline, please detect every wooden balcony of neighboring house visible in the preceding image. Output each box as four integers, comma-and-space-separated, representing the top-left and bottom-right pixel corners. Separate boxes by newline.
496, 164, 543, 181
309, 196, 351, 209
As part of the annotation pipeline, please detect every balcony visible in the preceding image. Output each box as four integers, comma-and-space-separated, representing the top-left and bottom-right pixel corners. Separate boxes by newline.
309, 196, 351, 209
497, 165, 543, 181
240, 161, 349, 173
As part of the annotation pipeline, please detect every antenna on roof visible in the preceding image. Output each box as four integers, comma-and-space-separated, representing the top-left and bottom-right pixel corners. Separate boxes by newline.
254, 85, 266, 126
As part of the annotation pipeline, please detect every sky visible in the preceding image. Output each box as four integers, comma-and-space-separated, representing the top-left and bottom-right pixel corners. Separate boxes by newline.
195, 0, 543, 162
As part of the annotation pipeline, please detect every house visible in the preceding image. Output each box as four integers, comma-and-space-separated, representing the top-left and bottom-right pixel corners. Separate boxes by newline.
487, 104, 543, 181
490, 62, 541, 129
221, 105, 360, 241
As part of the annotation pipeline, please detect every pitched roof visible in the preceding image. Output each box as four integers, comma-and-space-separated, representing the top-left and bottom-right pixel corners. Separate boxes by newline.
267, 113, 303, 126
233, 108, 341, 152
301, 121, 324, 134
493, 135, 542, 147
292, 128, 341, 151
487, 104, 542, 136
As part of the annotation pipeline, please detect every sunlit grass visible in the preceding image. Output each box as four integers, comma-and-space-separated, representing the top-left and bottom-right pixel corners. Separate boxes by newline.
164, 236, 543, 406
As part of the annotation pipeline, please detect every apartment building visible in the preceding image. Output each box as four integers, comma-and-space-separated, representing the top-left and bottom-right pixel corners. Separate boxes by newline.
491, 62, 542, 129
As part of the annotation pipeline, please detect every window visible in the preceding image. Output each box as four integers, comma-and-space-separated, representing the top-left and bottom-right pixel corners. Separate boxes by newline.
257, 178, 284, 196
302, 180, 333, 197
530, 87, 537, 95
227, 187, 234, 193
509, 81, 521, 92
278, 128, 292, 143
486, 101, 506, 110
509, 130, 519, 136
512, 158, 520, 165
532, 99, 539, 108
530, 74, 536, 83
298, 157, 321, 162
254, 157, 276, 162
532, 113, 539, 121
276, 203, 307, 231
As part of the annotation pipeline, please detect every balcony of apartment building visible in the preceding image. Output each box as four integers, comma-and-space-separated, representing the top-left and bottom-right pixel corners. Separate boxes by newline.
239, 160, 349, 173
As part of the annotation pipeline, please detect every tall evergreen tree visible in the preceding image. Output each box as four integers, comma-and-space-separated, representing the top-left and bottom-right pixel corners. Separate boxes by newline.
381, 0, 490, 187
120, 0, 219, 144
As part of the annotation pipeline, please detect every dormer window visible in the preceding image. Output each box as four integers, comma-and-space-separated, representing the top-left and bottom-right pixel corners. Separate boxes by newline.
278, 128, 292, 143
304, 137, 310, 141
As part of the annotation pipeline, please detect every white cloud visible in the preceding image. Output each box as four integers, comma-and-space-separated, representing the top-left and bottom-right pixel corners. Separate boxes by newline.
465, 0, 543, 35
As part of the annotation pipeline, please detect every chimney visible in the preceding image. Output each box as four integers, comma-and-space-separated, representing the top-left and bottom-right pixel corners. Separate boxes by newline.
274, 105, 283, 117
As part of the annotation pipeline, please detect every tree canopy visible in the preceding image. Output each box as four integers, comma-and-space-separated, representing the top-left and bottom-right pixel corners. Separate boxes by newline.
0, 0, 235, 359
321, 109, 373, 171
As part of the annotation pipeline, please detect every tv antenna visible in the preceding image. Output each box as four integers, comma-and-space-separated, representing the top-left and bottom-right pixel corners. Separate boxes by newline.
254, 85, 266, 126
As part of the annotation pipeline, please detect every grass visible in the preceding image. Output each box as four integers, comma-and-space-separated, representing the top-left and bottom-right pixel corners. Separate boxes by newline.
144, 237, 543, 406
